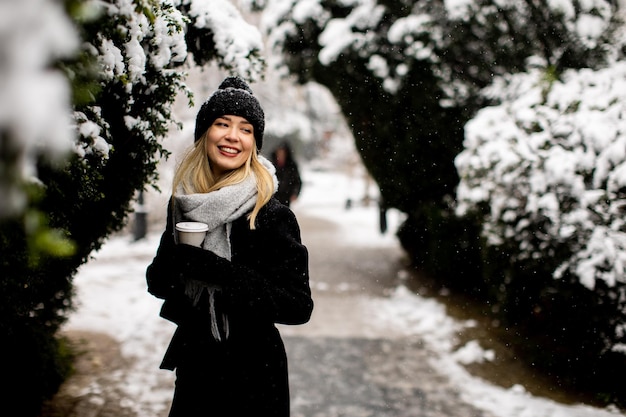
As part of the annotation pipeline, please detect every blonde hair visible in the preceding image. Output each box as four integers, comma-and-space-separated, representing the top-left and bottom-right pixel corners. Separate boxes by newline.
172, 133, 275, 229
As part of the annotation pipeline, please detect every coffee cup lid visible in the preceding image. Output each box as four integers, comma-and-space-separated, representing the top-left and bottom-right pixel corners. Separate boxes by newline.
175, 222, 209, 232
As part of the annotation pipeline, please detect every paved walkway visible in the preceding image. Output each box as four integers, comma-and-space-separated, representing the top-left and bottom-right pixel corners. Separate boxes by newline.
42, 211, 494, 417
281, 213, 493, 417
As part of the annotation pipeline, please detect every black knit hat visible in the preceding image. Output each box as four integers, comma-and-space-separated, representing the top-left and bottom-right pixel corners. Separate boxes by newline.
194, 76, 265, 150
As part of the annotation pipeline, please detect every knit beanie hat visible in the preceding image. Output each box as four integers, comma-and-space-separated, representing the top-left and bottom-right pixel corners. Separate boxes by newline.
194, 76, 265, 150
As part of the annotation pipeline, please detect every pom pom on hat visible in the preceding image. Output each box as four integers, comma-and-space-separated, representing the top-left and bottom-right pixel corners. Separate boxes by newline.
194, 76, 265, 150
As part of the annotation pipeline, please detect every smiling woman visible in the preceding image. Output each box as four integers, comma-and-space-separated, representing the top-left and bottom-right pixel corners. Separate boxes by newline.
172, 77, 272, 214
145, 76, 313, 416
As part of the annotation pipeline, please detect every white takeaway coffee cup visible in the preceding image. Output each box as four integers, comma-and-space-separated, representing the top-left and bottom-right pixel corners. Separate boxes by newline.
175, 222, 209, 247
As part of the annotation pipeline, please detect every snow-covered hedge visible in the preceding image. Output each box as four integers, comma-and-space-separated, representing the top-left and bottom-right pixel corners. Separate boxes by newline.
1, 0, 265, 221
261, 0, 626, 393
1, 1, 265, 414
0, 0, 78, 217
455, 62, 626, 351
74, 0, 264, 183
264, 0, 623, 102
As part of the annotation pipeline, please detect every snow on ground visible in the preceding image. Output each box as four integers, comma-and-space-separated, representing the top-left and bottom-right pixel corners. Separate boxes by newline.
370, 286, 622, 417
67, 164, 623, 417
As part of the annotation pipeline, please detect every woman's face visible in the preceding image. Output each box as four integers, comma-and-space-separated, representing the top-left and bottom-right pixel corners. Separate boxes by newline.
205, 115, 255, 176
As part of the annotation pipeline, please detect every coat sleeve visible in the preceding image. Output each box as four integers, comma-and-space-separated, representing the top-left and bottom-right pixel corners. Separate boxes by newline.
174, 201, 313, 326
145, 201, 196, 325
229, 202, 312, 325
146, 223, 178, 299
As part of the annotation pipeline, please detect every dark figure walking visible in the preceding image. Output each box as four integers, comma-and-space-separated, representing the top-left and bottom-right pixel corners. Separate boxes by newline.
270, 141, 302, 207
146, 76, 313, 417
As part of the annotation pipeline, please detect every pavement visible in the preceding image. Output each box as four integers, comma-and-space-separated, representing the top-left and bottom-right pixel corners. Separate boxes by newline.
41, 210, 495, 417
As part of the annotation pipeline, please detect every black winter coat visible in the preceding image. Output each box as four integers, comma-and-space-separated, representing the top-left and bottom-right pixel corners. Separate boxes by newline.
146, 197, 313, 417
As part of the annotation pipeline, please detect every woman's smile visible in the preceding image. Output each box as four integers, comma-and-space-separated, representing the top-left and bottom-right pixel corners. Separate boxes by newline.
218, 145, 241, 155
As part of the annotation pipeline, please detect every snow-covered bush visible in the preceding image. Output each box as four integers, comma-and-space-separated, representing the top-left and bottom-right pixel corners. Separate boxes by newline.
1, 0, 264, 414
393, 0, 624, 106
262, 0, 624, 285
0, 0, 78, 218
0, 0, 265, 222
262, 0, 623, 215
456, 62, 626, 354
265, 0, 626, 396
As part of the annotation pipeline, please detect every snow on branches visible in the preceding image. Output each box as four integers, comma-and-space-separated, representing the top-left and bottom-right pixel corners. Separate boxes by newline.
1, 0, 265, 219
455, 62, 626, 291
77, 0, 189, 162
0, 0, 79, 217
188, 0, 265, 80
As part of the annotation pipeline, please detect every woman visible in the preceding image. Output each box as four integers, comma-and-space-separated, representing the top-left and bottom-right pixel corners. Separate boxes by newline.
146, 76, 313, 416
270, 141, 302, 207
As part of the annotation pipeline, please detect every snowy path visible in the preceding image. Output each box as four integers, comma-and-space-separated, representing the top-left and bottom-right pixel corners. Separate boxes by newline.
62, 168, 623, 417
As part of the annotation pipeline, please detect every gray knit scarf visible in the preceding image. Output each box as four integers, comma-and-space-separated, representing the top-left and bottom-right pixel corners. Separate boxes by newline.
172, 156, 277, 341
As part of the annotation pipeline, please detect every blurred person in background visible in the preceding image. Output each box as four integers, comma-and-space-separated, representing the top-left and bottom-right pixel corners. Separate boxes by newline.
270, 141, 302, 207
146, 76, 313, 417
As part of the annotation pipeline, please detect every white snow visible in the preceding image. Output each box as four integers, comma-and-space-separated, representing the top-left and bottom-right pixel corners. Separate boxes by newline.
0, 0, 78, 216
190, 0, 265, 80
456, 62, 626, 293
